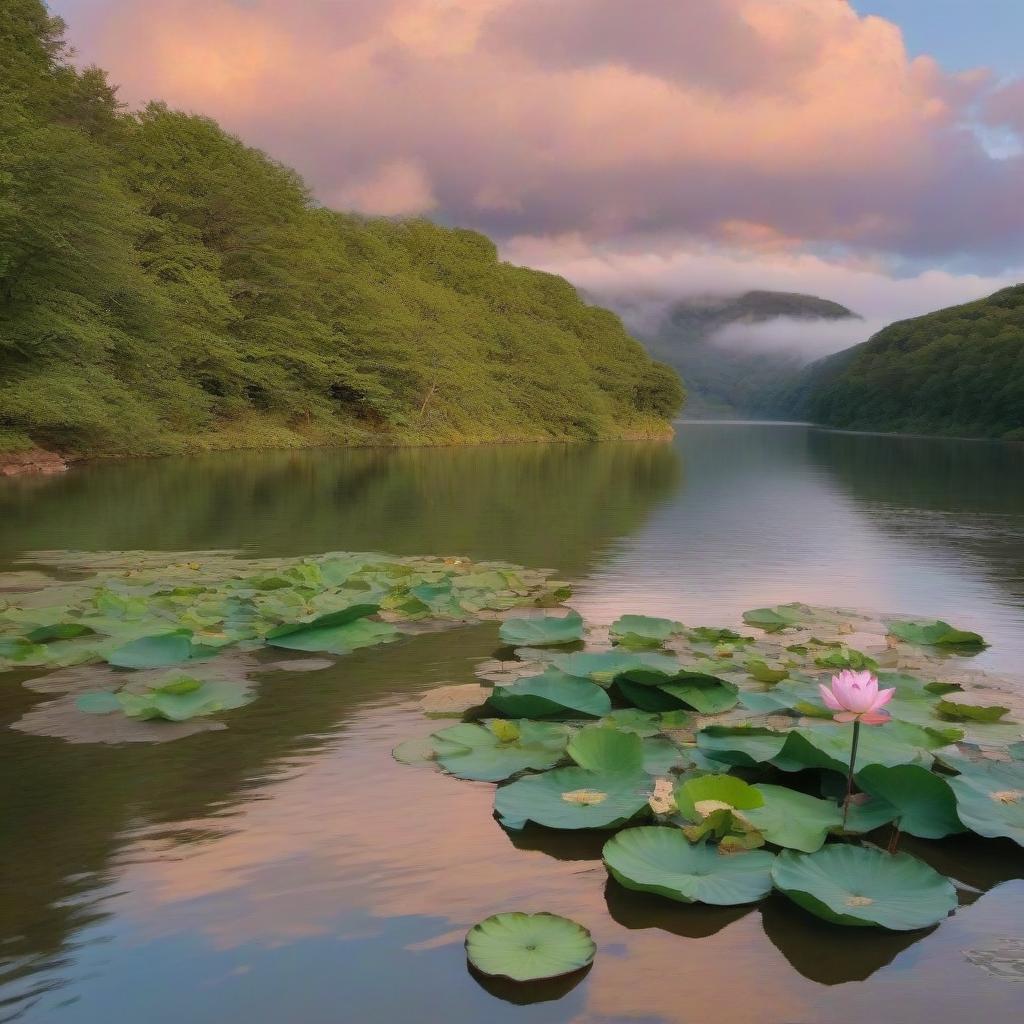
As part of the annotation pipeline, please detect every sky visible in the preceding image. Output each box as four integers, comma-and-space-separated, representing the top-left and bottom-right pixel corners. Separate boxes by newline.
50, 1, 1024, 342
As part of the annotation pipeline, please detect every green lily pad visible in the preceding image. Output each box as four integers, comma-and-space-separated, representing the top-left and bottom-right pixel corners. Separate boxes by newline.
771, 846, 958, 930
935, 699, 1011, 723
688, 626, 746, 643
25, 623, 97, 643
603, 827, 775, 905
745, 659, 789, 683
814, 647, 878, 671
743, 785, 843, 852
75, 691, 122, 715
657, 674, 739, 715
742, 604, 806, 633
495, 766, 650, 830
106, 630, 200, 669
609, 615, 684, 649
675, 774, 764, 821
887, 620, 986, 648
640, 737, 690, 776
465, 912, 596, 982
567, 726, 644, 774
551, 650, 682, 686
697, 726, 789, 767
498, 612, 584, 648
856, 764, 966, 839
117, 677, 254, 721
265, 615, 397, 654
486, 669, 610, 719
947, 762, 1024, 847
773, 721, 951, 774
596, 709, 670, 737
432, 720, 568, 783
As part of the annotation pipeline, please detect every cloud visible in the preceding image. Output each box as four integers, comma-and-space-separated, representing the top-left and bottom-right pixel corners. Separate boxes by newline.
504, 231, 1024, 350
55, 0, 1024, 291
332, 159, 437, 216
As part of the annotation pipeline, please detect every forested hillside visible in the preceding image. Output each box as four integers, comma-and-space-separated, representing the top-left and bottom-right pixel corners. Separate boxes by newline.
803, 286, 1024, 440
635, 291, 858, 416
0, 1, 682, 457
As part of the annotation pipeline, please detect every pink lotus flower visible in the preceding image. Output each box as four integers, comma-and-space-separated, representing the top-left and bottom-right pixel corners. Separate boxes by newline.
819, 670, 894, 725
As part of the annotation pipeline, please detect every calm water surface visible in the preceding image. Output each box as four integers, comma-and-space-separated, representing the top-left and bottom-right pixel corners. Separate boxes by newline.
1, 424, 1022, 1024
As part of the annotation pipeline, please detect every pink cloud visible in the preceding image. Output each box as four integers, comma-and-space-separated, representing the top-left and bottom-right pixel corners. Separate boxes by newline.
57, 0, 1024, 271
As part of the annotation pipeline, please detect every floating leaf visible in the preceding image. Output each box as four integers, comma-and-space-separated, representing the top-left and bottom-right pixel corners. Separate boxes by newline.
773, 721, 951, 775
745, 659, 789, 684
609, 615, 684, 649
106, 631, 199, 669
742, 605, 806, 633
697, 726, 789, 767
771, 846, 957, 930
432, 720, 568, 783
465, 912, 595, 982
391, 736, 438, 765
688, 626, 746, 644
887, 620, 986, 648
25, 623, 97, 643
597, 709, 667, 737
567, 726, 644, 774
498, 612, 584, 648
640, 738, 690, 776
603, 827, 775, 905
856, 764, 966, 839
265, 615, 396, 654
675, 774, 764, 822
495, 766, 649, 830
551, 650, 681, 686
117, 678, 254, 721
936, 699, 1011, 723
947, 762, 1024, 847
657, 673, 739, 715
814, 647, 878, 671
743, 785, 843, 852
487, 669, 610, 719
75, 691, 121, 715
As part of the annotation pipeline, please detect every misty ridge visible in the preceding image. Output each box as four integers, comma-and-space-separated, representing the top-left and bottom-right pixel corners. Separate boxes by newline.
586, 288, 874, 417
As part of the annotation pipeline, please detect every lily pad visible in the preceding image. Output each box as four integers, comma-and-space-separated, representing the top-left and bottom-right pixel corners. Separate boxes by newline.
495, 765, 649, 830
551, 650, 682, 686
465, 912, 596, 982
432, 720, 568, 783
609, 615, 684, 649
745, 659, 789, 683
814, 647, 878, 671
657, 674, 740, 715
603, 827, 776, 905
856, 764, 966, 839
487, 669, 610, 719
106, 631, 200, 669
743, 785, 843, 852
116, 677, 254, 721
498, 612, 584, 648
947, 762, 1024, 847
265, 616, 397, 654
887, 620, 986, 648
771, 846, 958, 930
697, 725, 790, 767
567, 726, 644, 774
743, 604, 806, 633
675, 774, 764, 821
936, 699, 1011, 723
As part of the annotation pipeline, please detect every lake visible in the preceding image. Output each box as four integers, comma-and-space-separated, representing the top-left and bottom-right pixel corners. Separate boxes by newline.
1, 422, 1022, 1023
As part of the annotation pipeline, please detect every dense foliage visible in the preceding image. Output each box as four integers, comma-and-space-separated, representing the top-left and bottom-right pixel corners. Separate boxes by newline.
637, 291, 856, 417
0, 1, 682, 456
802, 286, 1024, 440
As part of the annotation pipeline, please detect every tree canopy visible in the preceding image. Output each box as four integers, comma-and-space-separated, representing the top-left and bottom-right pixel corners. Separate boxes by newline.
802, 286, 1024, 440
0, 0, 683, 456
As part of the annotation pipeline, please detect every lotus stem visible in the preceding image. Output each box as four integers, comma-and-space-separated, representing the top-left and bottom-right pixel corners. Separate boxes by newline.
887, 819, 902, 854
842, 719, 861, 830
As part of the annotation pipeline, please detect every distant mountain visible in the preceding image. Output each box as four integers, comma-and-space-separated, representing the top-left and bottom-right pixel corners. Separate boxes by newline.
797, 285, 1024, 440
634, 290, 860, 417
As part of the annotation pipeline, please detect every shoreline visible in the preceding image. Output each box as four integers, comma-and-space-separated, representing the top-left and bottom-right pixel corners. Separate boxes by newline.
0, 424, 676, 477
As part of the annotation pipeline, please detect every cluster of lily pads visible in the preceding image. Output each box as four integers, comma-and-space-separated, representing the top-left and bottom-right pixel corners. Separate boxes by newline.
397, 603, 1024, 980
0, 550, 570, 725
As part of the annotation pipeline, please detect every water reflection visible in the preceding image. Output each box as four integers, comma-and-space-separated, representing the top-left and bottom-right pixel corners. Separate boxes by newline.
0, 442, 680, 574
2, 426, 1024, 1022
